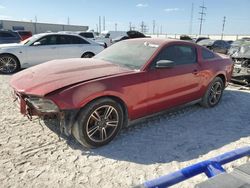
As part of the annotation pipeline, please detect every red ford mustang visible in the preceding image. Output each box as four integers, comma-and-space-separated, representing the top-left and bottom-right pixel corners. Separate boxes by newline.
10, 39, 233, 148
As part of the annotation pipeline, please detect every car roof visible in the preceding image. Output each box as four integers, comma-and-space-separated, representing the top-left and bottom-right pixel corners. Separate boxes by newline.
123, 38, 196, 46
35, 32, 82, 37
31, 32, 96, 44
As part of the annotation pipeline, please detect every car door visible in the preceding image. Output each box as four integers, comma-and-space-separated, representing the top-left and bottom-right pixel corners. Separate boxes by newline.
25, 35, 59, 66
146, 44, 202, 115
56, 35, 91, 59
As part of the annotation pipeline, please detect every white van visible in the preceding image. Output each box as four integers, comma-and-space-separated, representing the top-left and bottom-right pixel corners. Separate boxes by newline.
98, 30, 127, 47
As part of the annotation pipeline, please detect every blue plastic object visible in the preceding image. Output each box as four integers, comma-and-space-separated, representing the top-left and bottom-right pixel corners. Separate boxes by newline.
142, 146, 250, 188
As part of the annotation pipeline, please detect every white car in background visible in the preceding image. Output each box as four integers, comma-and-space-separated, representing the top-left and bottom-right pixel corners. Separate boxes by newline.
0, 33, 104, 74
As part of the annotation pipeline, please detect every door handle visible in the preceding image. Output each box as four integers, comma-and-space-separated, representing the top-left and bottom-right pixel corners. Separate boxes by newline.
50, 47, 56, 49
192, 69, 198, 75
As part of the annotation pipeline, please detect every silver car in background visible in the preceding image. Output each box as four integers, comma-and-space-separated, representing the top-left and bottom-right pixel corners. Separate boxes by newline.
0, 33, 104, 74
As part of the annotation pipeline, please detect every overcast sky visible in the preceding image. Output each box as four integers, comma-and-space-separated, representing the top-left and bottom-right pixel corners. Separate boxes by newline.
0, 0, 250, 35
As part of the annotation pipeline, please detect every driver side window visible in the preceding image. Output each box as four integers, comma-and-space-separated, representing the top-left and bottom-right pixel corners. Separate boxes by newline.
154, 44, 197, 66
35, 35, 58, 45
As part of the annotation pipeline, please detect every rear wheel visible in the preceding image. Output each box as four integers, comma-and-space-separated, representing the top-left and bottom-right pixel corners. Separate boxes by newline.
81, 52, 95, 58
200, 77, 224, 108
0, 54, 20, 74
72, 98, 124, 148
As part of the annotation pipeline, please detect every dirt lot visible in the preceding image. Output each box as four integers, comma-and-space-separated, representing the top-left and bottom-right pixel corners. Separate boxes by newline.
0, 74, 249, 188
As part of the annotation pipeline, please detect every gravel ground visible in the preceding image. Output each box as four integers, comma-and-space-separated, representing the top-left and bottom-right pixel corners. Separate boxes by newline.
0, 74, 249, 188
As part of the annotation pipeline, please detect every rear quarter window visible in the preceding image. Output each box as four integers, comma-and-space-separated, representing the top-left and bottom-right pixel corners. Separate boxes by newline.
202, 48, 215, 60
71, 36, 90, 44
80, 32, 94, 38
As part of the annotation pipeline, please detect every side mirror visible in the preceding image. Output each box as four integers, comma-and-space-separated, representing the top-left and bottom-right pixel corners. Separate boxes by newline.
33, 41, 41, 46
155, 60, 175, 69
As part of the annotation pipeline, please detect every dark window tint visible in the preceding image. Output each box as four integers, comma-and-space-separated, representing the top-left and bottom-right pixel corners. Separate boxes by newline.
71, 36, 89, 44
202, 48, 215, 59
156, 45, 197, 65
58, 35, 89, 44
36, 35, 58, 45
127, 31, 145, 38
79, 32, 94, 38
58, 35, 71, 44
214, 40, 222, 46
0, 32, 16, 38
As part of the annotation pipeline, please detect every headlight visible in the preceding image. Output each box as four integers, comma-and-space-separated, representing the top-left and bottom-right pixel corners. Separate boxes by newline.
26, 97, 59, 113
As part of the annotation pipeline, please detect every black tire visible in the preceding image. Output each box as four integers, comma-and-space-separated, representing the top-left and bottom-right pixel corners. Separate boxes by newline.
81, 52, 95, 58
200, 77, 224, 108
0, 54, 20, 74
72, 98, 124, 148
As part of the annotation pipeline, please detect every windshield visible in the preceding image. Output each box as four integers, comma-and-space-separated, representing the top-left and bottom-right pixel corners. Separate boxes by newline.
94, 40, 159, 69
198, 39, 214, 46
20, 34, 42, 45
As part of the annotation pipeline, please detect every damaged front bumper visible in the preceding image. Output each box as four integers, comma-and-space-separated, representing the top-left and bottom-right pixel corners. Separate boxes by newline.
231, 59, 250, 84
12, 91, 79, 136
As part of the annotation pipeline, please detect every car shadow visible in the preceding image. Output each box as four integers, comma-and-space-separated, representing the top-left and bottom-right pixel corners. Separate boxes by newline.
43, 89, 250, 165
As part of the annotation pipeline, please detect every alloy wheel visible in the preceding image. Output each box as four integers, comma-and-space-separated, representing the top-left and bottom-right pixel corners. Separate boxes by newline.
208, 82, 223, 105
86, 105, 119, 143
0, 56, 18, 74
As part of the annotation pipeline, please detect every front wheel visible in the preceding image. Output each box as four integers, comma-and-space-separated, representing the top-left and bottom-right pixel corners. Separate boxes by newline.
0, 54, 20, 74
200, 77, 224, 108
72, 98, 124, 148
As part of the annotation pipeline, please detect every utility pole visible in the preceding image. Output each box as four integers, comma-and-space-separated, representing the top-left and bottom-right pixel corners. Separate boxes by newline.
67, 17, 70, 25
160, 25, 162, 35
99, 16, 101, 33
140, 21, 147, 33
189, 3, 194, 35
103, 16, 105, 31
129, 22, 132, 30
198, 1, 206, 35
153, 20, 156, 34
34, 16, 37, 34
221, 16, 226, 40
96, 24, 98, 33
115, 23, 117, 31
141, 21, 144, 33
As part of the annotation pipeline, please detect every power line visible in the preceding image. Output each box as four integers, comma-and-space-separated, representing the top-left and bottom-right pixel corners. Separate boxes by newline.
103, 16, 105, 31
189, 3, 194, 34
99, 16, 101, 33
67, 16, 70, 25
140, 21, 148, 33
198, 1, 206, 35
153, 20, 156, 34
221, 16, 226, 39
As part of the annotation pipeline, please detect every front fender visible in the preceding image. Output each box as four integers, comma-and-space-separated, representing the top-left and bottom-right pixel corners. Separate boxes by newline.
46, 80, 128, 110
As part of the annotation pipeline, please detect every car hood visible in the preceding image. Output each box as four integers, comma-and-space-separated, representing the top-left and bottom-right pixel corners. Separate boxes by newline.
10, 58, 133, 96
231, 45, 250, 59
0, 43, 23, 49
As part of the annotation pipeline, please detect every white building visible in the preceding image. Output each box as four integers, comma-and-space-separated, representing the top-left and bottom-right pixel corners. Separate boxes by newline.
0, 20, 88, 34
